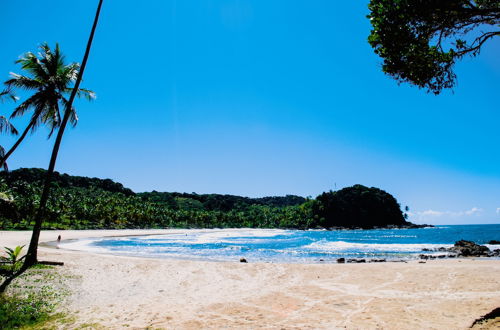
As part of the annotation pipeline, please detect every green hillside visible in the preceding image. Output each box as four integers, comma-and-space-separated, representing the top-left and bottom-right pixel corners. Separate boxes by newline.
0, 168, 413, 230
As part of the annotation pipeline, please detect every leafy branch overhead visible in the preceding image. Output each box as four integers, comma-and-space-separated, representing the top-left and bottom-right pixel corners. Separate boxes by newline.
367, 0, 500, 94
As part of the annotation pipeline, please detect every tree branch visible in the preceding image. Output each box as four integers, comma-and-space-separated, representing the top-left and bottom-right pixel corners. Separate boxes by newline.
455, 30, 500, 56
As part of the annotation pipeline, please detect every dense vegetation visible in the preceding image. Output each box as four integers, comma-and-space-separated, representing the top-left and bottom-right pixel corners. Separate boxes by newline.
0, 168, 414, 230
313, 185, 407, 228
368, 0, 500, 94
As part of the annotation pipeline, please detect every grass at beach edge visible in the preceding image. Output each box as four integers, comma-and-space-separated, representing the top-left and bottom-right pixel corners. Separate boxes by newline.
0, 264, 70, 329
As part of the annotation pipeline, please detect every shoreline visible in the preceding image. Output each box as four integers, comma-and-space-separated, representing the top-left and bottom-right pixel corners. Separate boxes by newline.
42, 228, 500, 264
1, 229, 500, 329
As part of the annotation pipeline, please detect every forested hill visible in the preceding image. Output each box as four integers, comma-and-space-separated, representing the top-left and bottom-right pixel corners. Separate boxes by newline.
0, 168, 306, 211
0, 168, 134, 196
0, 168, 416, 230
139, 191, 306, 212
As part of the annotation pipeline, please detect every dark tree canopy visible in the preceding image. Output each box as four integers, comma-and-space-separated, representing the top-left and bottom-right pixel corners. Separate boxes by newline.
313, 185, 407, 229
368, 0, 500, 94
0, 168, 311, 230
0, 168, 134, 196
0, 169, 417, 231
140, 192, 306, 212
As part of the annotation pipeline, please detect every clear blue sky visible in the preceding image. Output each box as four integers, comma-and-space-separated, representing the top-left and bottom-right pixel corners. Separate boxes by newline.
1, 1, 499, 225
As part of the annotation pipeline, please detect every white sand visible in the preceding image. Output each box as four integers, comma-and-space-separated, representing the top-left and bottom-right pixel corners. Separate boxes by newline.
1, 229, 499, 329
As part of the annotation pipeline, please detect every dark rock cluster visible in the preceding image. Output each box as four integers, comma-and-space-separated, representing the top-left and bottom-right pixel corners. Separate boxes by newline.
419, 240, 500, 259
451, 240, 490, 257
336, 258, 387, 263
419, 254, 453, 260
334, 240, 500, 264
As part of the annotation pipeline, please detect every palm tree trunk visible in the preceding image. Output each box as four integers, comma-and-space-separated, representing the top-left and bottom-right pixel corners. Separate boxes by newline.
0, 118, 36, 169
23, 0, 104, 267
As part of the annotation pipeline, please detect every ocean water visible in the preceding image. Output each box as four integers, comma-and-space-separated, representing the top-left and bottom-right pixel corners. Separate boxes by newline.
60, 225, 500, 263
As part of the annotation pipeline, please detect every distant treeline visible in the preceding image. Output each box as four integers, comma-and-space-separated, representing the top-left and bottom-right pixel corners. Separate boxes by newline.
0, 168, 412, 230
138, 191, 306, 212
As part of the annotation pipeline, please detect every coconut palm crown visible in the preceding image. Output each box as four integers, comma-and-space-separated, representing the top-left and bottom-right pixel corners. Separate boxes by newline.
0, 43, 95, 169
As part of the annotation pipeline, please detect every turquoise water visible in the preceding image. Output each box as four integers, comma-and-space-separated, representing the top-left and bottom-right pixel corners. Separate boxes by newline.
62, 225, 500, 263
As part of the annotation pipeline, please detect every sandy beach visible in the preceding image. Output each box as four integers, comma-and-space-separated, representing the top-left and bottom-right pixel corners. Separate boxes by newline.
1, 229, 499, 329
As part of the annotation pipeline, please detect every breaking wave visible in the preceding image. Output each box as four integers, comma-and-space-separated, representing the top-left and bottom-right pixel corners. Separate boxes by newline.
59, 225, 500, 263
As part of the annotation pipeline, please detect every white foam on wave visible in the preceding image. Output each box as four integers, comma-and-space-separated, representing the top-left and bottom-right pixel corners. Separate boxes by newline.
58, 228, 291, 253
303, 240, 452, 253
59, 238, 110, 253
132, 228, 291, 245
58, 229, 467, 261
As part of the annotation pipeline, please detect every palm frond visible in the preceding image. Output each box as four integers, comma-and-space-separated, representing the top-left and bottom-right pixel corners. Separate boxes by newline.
5, 73, 43, 91
5, 43, 93, 138
16, 51, 49, 82
65, 87, 96, 101
58, 63, 80, 88
0, 89, 18, 103
61, 97, 79, 127
0, 116, 18, 135
45, 100, 62, 138
9, 92, 44, 119
69, 107, 79, 127
0, 145, 7, 171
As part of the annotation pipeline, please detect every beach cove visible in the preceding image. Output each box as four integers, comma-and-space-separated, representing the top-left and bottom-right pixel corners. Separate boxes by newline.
1, 229, 499, 329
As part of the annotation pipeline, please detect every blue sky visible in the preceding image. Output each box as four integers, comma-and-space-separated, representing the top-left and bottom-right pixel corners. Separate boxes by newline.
1, 1, 499, 225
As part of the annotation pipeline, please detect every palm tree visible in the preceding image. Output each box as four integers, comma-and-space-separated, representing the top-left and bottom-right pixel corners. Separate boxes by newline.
0, 44, 95, 169
0, 0, 104, 293
23, 0, 104, 268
